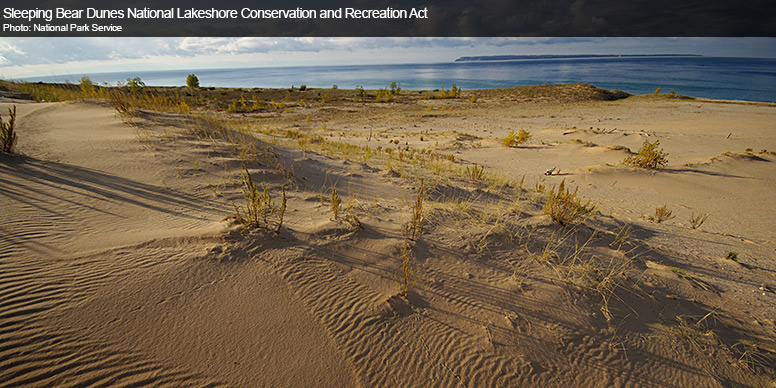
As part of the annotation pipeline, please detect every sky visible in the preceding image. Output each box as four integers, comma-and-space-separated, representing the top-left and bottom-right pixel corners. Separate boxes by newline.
1, 37, 775, 79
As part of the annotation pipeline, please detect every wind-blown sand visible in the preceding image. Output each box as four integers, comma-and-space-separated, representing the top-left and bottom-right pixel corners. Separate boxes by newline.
2, 85, 775, 387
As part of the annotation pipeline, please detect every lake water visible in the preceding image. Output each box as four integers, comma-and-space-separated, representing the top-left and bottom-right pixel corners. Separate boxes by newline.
23, 56, 776, 102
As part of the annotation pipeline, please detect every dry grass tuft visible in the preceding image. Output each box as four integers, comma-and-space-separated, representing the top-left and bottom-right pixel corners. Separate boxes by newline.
543, 179, 594, 225
651, 205, 675, 223
403, 179, 425, 241
1, 105, 18, 153
232, 167, 286, 233
464, 164, 486, 187
689, 212, 709, 229
330, 187, 342, 220
395, 241, 422, 297
623, 139, 669, 169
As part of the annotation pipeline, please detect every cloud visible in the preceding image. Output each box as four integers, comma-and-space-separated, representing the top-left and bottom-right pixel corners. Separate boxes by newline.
0, 41, 26, 56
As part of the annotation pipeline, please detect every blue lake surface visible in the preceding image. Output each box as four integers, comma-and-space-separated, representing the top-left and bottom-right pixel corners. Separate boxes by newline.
23, 56, 776, 102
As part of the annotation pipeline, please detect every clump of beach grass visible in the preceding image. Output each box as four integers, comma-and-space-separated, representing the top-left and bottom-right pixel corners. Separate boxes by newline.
650, 205, 675, 223
232, 167, 286, 233
330, 187, 342, 220
623, 139, 668, 169
689, 212, 709, 230
1, 105, 18, 153
543, 179, 594, 226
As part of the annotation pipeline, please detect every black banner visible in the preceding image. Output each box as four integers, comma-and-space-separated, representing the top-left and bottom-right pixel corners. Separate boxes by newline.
1, 0, 774, 37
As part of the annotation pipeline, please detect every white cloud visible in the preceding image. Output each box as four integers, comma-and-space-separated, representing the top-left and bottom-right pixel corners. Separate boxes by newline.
0, 41, 26, 56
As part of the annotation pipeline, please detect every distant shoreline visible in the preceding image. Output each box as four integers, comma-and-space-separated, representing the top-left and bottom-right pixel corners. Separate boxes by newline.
455, 54, 702, 62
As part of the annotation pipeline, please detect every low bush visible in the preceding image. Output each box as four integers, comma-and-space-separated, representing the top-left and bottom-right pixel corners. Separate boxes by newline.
502, 129, 531, 147
623, 139, 668, 169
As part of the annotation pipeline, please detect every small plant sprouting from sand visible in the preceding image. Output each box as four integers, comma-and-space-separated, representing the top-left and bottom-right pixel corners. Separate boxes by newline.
689, 212, 709, 230
623, 139, 669, 169
464, 164, 485, 185
395, 241, 421, 297
543, 179, 594, 226
502, 129, 531, 147
725, 252, 738, 262
327, 185, 363, 229
403, 179, 425, 241
1, 105, 18, 153
650, 205, 676, 223
276, 186, 287, 234
330, 187, 342, 220
232, 167, 286, 233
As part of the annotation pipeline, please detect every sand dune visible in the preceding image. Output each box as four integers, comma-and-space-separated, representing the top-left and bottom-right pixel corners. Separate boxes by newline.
1, 87, 775, 387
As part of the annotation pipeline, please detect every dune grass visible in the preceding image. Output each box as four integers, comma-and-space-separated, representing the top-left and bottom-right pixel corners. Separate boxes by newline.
623, 139, 669, 169
1, 105, 17, 153
543, 179, 594, 226
232, 167, 286, 233
651, 205, 675, 223
395, 241, 422, 297
689, 212, 709, 229
403, 179, 426, 241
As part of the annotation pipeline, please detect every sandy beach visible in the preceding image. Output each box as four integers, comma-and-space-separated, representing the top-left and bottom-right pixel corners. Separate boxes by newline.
1, 83, 775, 387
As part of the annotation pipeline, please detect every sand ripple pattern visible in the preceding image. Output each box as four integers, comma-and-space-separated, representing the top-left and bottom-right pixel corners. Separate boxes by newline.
265, 246, 527, 387
0, 246, 224, 388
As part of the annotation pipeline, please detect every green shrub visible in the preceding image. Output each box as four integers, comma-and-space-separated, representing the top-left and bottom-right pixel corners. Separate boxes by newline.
623, 139, 668, 169
1, 105, 17, 153
390, 81, 401, 95
186, 74, 200, 88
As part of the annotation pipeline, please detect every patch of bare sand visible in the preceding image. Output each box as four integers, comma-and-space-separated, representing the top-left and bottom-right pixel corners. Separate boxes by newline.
0, 100, 357, 387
